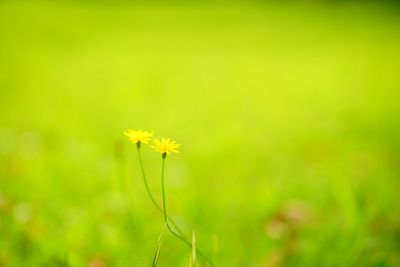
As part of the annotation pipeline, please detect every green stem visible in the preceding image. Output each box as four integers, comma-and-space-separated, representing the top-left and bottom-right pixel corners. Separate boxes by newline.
134, 144, 215, 266
152, 224, 166, 267
136, 146, 184, 236
161, 156, 168, 223
160, 155, 216, 267
137, 144, 159, 210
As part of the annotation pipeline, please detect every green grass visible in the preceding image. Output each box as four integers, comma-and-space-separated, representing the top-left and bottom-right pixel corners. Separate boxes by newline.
0, 1, 400, 266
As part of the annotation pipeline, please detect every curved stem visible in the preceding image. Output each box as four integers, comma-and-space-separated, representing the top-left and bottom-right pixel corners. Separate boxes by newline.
137, 145, 159, 209
136, 147, 184, 236
160, 156, 216, 267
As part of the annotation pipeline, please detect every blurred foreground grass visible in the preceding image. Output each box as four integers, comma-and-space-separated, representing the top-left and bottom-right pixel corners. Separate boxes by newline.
0, 1, 400, 266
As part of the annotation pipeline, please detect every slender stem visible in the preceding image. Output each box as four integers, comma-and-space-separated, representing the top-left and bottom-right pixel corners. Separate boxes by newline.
152, 224, 166, 267
136, 146, 184, 236
161, 156, 168, 223
160, 155, 216, 267
134, 144, 215, 266
137, 143, 159, 210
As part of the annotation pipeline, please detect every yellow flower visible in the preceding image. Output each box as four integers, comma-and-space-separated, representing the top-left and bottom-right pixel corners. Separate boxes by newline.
124, 129, 153, 145
151, 138, 180, 155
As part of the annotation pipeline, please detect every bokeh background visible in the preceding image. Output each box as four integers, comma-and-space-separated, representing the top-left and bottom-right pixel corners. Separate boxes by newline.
1, 1, 400, 266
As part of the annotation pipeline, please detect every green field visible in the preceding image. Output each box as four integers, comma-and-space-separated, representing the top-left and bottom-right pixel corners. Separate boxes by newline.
1, 1, 400, 266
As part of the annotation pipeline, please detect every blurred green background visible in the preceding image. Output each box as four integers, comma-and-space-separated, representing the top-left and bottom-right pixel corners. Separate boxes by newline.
1, 1, 400, 266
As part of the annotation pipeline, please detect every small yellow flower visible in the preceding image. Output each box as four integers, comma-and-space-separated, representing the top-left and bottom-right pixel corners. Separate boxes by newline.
151, 138, 180, 155
124, 129, 153, 145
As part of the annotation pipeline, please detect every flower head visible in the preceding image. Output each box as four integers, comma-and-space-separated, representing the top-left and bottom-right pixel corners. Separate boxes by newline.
151, 138, 180, 156
124, 129, 153, 145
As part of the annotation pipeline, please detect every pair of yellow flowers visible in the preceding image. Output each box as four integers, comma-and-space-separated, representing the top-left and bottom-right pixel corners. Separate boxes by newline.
124, 129, 180, 155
